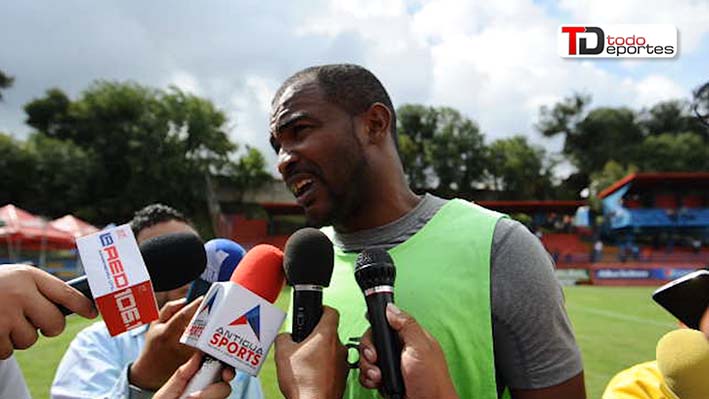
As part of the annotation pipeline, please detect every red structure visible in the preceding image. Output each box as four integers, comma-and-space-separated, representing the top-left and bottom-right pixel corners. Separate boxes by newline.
0, 204, 75, 252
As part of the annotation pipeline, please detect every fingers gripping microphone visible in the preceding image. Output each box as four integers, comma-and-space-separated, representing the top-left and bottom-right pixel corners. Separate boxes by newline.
60, 232, 206, 315
355, 248, 405, 399
186, 238, 246, 302
284, 228, 334, 342
180, 244, 285, 398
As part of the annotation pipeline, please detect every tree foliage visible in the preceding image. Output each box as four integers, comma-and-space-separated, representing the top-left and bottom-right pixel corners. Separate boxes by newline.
0, 70, 14, 101
11, 81, 269, 226
537, 93, 644, 173
537, 90, 709, 179
486, 136, 555, 199
397, 105, 486, 198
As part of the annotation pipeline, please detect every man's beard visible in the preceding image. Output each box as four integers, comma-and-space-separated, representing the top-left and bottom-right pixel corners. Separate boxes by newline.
306, 154, 368, 229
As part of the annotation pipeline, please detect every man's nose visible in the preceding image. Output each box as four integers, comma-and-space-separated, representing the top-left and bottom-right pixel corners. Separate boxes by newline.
277, 147, 298, 176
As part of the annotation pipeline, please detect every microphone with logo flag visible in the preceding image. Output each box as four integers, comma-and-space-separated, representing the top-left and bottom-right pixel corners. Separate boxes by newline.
64, 227, 206, 336
284, 228, 334, 342
355, 248, 405, 399
59, 232, 206, 312
179, 244, 286, 398
186, 238, 246, 302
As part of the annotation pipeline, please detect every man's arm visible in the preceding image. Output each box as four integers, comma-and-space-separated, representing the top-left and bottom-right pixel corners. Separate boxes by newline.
490, 219, 586, 398
510, 372, 586, 399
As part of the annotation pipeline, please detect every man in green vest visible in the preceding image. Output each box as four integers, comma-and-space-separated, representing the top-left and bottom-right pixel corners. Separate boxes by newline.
269, 63, 586, 399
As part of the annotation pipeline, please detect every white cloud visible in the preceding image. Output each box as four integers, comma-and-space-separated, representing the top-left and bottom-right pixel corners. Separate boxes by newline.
0, 0, 704, 172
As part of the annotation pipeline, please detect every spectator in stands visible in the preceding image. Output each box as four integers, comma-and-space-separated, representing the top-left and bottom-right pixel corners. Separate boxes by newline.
592, 240, 603, 263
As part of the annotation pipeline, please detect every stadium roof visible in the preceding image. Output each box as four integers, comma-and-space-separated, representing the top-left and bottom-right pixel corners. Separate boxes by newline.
598, 172, 709, 199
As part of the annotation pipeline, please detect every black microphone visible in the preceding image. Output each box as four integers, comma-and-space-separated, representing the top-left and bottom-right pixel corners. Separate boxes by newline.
59, 232, 206, 315
284, 228, 334, 342
355, 248, 405, 399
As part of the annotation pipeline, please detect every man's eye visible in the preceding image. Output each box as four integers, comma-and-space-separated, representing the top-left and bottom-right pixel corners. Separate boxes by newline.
293, 125, 310, 134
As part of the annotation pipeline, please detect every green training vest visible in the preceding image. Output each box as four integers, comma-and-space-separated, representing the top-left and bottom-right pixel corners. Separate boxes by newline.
321, 199, 504, 399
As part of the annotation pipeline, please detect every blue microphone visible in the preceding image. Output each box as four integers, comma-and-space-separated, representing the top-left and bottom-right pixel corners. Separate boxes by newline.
185, 238, 246, 302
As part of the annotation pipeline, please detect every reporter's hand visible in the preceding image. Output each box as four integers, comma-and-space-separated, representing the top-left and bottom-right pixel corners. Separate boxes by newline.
275, 306, 348, 399
701, 307, 709, 340
153, 352, 234, 399
0, 264, 97, 359
129, 297, 202, 390
359, 304, 458, 399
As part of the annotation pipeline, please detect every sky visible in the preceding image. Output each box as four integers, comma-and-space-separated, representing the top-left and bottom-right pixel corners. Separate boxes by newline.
1, 0, 707, 176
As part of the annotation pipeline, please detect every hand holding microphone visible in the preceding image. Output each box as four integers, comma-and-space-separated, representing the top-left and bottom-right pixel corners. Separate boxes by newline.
59, 232, 207, 315
154, 353, 235, 399
355, 248, 405, 398
130, 297, 204, 390
359, 304, 459, 399
355, 248, 458, 399
0, 264, 98, 359
179, 244, 285, 398
275, 306, 348, 399
275, 228, 345, 399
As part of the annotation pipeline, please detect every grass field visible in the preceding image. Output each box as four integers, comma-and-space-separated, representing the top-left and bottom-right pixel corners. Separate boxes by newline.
15, 286, 676, 399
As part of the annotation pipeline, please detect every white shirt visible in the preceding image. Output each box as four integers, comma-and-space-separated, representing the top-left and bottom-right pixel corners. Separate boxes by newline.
0, 356, 31, 399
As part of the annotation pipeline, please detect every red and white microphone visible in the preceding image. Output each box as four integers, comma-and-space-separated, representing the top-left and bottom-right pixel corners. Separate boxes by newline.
179, 244, 286, 397
75, 224, 160, 336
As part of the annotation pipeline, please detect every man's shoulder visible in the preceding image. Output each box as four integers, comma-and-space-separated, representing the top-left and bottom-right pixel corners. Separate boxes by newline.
74, 321, 111, 340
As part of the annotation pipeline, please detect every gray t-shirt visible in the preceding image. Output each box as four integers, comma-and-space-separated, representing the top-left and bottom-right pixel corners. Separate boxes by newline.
332, 194, 583, 395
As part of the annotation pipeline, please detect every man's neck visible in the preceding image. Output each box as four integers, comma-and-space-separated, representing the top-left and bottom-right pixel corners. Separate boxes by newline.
334, 187, 421, 233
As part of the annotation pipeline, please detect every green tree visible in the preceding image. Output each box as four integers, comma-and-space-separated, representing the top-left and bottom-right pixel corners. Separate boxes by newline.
226, 146, 273, 194
397, 105, 486, 197
640, 99, 707, 139
693, 81, 709, 130
0, 133, 35, 206
23, 82, 269, 226
636, 132, 709, 172
486, 136, 555, 199
23, 134, 95, 217
0, 70, 13, 101
538, 94, 644, 174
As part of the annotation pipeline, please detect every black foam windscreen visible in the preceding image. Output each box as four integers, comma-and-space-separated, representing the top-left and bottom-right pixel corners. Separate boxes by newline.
283, 228, 334, 286
139, 232, 206, 291
354, 247, 396, 290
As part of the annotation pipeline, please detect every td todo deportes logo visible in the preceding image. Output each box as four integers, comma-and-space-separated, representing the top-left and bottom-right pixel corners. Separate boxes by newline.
558, 24, 677, 58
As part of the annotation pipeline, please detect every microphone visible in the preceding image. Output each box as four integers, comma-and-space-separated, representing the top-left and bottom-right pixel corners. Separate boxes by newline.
355, 248, 405, 399
60, 232, 206, 315
284, 228, 334, 342
186, 238, 245, 302
180, 244, 285, 398
656, 328, 709, 399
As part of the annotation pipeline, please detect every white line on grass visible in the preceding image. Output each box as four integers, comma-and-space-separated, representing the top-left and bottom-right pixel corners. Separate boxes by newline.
567, 305, 677, 328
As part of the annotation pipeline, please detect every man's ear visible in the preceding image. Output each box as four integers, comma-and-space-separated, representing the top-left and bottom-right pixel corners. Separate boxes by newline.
362, 103, 392, 145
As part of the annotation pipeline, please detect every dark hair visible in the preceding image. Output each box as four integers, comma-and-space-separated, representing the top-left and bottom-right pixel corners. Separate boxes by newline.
273, 64, 397, 145
130, 203, 192, 235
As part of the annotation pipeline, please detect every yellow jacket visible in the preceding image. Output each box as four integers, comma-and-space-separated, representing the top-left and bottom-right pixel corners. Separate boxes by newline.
602, 361, 678, 399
